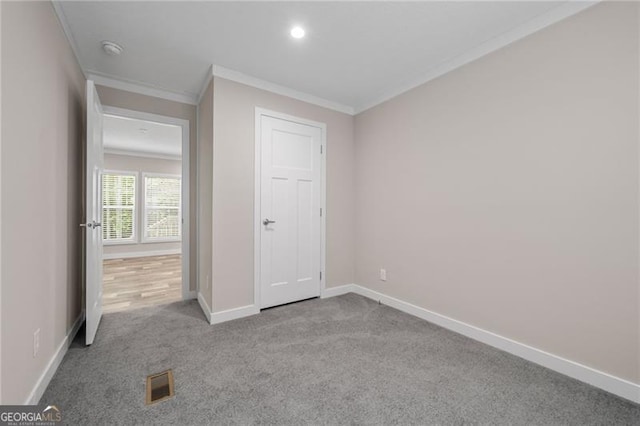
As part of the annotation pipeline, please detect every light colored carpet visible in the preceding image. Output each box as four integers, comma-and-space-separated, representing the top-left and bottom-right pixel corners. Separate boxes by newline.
43, 294, 639, 425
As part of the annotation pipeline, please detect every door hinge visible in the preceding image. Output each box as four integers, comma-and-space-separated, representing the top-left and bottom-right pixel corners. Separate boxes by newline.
320, 145, 323, 154
320, 271, 322, 281
320, 208, 323, 217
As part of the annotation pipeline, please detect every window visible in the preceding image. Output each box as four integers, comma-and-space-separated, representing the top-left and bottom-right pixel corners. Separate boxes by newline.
102, 172, 136, 243
143, 174, 181, 242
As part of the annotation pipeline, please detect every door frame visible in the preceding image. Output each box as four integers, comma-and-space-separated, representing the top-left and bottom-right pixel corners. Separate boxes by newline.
101, 105, 192, 300
254, 107, 327, 309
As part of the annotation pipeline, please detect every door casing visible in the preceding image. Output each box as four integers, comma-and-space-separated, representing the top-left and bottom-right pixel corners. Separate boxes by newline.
254, 108, 327, 308
101, 105, 192, 300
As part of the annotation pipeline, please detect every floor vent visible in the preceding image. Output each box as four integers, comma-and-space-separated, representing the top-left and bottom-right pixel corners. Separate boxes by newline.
145, 369, 174, 405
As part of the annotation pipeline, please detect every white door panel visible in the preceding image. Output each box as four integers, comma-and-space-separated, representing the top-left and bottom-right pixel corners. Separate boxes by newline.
85, 80, 104, 345
260, 116, 322, 309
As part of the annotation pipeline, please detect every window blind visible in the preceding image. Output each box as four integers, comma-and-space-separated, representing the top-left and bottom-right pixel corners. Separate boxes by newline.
144, 175, 181, 241
102, 173, 136, 241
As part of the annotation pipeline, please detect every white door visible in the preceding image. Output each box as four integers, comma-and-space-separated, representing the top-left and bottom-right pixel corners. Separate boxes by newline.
84, 80, 104, 345
259, 114, 323, 309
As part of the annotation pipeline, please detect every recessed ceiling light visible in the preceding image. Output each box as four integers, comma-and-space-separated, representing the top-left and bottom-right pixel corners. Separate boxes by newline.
102, 41, 123, 56
290, 26, 305, 39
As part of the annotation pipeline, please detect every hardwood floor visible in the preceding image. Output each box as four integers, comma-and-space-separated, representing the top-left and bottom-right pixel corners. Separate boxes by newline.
103, 254, 182, 314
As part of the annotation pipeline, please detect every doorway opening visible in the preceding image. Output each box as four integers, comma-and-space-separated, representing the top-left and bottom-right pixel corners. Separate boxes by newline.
101, 107, 190, 313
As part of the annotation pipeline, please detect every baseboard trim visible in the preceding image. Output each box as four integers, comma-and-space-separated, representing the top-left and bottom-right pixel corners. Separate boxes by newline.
349, 284, 640, 404
25, 311, 85, 405
210, 304, 260, 325
102, 249, 181, 260
321, 284, 354, 299
185, 290, 197, 300
197, 292, 213, 324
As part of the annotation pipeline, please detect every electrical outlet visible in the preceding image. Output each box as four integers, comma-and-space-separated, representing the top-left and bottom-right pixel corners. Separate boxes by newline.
33, 329, 40, 358
380, 268, 387, 281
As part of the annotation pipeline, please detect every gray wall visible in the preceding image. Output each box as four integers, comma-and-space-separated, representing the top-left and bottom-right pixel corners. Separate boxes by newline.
211, 77, 356, 312
197, 80, 214, 308
103, 153, 182, 258
354, 1, 639, 383
1, 1, 85, 403
96, 85, 197, 292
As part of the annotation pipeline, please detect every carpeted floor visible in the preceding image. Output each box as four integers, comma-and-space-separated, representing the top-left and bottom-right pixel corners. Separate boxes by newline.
43, 294, 639, 425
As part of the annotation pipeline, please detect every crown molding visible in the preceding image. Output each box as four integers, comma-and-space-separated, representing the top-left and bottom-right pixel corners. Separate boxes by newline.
51, 0, 86, 79
52, 1, 198, 105
353, 0, 600, 114
196, 65, 214, 106
211, 64, 355, 115
87, 72, 199, 105
53, 0, 598, 116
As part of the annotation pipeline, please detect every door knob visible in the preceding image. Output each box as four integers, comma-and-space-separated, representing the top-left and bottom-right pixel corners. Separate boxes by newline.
263, 218, 276, 226
80, 221, 102, 229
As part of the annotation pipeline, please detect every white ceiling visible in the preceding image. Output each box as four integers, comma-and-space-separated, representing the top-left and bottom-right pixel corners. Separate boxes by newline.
55, 1, 591, 113
103, 115, 182, 158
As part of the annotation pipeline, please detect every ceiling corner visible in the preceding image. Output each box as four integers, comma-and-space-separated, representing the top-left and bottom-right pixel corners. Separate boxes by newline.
353, 0, 600, 115
51, 0, 86, 79
87, 72, 199, 105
